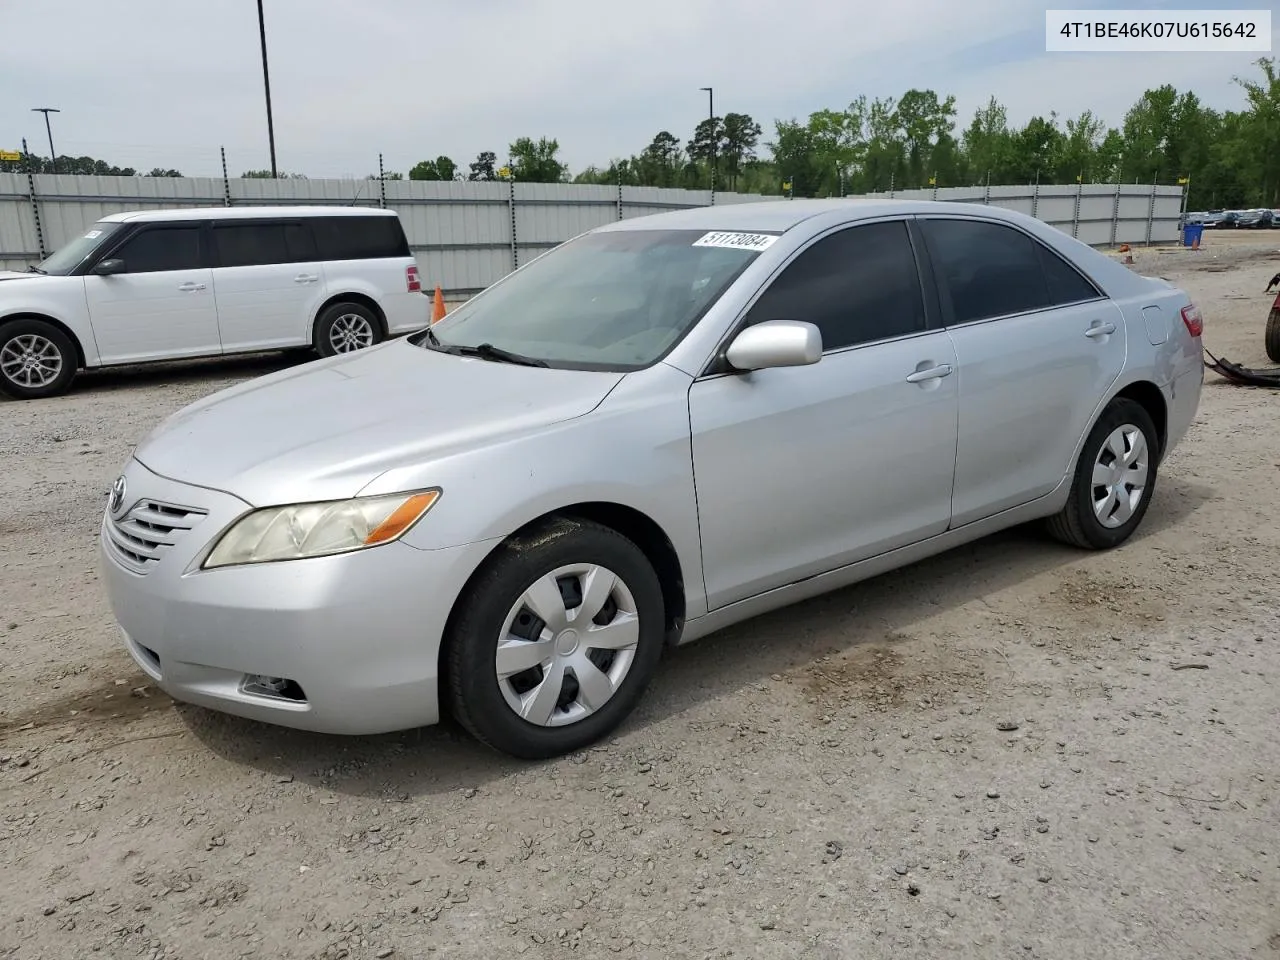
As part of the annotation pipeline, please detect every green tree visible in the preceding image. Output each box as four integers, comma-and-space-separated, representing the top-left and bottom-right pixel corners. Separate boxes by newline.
467, 151, 497, 181
1233, 56, 1280, 205
409, 156, 458, 181
721, 113, 762, 190
240, 169, 307, 179
508, 136, 568, 182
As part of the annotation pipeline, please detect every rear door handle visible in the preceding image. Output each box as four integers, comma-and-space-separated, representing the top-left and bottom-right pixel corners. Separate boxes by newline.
1085, 321, 1117, 338
294, 274, 319, 283
905, 363, 953, 383
177, 282, 205, 292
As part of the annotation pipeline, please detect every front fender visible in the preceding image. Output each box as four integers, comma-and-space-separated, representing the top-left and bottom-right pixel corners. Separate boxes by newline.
0, 278, 100, 365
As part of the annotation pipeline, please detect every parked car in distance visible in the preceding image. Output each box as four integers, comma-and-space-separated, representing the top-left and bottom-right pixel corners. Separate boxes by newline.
1237, 208, 1273, 229
99, 198, 1205, 759
0, 206, 425, 400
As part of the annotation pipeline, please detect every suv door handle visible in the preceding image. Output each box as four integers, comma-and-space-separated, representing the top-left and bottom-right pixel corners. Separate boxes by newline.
294, 274, 319, 283
1085, 321, 1117, 338
905, 363, 953, 383
177, 281, 205, 292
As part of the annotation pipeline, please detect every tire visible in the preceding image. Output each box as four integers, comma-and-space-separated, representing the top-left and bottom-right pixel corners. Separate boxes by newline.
1045, 397, 1159, 550
444, 517, 666, 759
0, 319, 77, 400
1266, 307, 1280, 364
312, 301, 383, 358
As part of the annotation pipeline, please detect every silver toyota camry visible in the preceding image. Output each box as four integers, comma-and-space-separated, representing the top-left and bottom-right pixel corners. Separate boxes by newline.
99, 199, 1204, 758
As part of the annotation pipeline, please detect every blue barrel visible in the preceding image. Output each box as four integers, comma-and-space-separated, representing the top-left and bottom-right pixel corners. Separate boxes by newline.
1183, 222, 1204, 248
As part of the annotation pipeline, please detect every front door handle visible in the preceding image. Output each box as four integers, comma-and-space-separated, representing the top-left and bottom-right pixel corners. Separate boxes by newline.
177, 282, 206, 292
1085, 321, 1117, 338
294, 274, 319, 283
905, 363, 953, 383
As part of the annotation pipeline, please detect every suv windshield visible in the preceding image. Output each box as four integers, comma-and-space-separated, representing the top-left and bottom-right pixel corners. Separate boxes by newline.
34, 221, 127, 275
415, 228, 769, 370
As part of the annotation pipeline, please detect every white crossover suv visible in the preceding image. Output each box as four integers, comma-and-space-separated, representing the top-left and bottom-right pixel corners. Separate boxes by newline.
0, 206, 427, 399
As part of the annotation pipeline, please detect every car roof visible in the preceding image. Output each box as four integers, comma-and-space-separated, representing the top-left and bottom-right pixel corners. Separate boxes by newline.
594, 197, 1031, 235
97, 206, 398, 223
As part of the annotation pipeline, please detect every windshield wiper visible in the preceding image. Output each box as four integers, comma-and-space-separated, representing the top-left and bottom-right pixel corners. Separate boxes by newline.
450, 342, 549, 367
26, 265, 46, 275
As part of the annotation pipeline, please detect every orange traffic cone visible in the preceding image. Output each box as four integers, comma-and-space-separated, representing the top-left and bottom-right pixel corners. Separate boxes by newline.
1191, 235, 1200, 251
431, 285, 446, 323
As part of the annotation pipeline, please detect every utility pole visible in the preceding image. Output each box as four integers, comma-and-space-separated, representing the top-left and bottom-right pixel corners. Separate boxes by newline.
256, 0, 278, 177
700, 86, 715, 203
31, 108, 60, 174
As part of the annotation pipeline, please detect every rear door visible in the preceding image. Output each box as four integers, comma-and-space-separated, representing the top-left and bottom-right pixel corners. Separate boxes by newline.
918, 216, 1126, 527
83, 222, 222, 363
209, 219, 325, 351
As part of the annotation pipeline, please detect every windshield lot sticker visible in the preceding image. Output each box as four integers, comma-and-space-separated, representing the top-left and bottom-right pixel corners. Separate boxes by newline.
84, 230, 102, 239
692, 231, 778, 251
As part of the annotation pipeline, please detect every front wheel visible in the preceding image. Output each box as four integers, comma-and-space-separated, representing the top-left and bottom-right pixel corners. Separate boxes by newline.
1045, 397, 1159, 550
444, 517, 666, 759
0, 319, 77, 400
313, 301, 383, 358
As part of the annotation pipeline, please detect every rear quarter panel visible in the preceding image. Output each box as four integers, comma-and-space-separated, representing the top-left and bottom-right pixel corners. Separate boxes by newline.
317, 259, 425, 338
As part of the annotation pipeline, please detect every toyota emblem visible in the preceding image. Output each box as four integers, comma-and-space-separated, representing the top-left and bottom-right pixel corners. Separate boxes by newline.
108, 476, 127, 516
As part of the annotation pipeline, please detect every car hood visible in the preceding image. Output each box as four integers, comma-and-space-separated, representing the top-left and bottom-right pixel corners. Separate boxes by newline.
133, 338, 626, 506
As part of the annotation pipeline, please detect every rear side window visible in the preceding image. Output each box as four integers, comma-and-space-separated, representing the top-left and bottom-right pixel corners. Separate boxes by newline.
213, 222, 317, 267
922, 219, 1102, 325
743, 220, 926, 351
110, 225, 203, 273
311, 216, 410, 261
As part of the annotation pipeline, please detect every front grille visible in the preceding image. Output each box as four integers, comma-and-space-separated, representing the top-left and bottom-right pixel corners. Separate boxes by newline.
104, 499, 206, 573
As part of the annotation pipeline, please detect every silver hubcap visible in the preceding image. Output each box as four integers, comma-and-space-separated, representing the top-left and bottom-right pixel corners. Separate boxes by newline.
1091, 423, 1149, 528
0, 333, 62, 388
328, 314, 374, 353
496, 563, 641, 727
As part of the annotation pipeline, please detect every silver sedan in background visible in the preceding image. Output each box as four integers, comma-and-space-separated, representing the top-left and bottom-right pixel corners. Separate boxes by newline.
99, 199, 1204, 758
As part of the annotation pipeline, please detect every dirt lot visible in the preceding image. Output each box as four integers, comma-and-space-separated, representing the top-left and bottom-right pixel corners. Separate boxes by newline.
2, 231, 1279, 960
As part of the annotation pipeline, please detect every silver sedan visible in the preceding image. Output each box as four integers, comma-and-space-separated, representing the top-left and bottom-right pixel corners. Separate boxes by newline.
99, 199, 1205, 758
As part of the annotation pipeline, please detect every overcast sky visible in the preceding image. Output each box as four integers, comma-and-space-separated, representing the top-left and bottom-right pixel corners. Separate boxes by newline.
2, 0, 1274, 179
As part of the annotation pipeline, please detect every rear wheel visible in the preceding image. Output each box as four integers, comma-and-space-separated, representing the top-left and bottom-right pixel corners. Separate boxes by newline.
1045, 397, 1158, 550
444, 517, 666, 759
1266, 307, 1280, 364
313, 301, 383, 358
0, 319, 77, 400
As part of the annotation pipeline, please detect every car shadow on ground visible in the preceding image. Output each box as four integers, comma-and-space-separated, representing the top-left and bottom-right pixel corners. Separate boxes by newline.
67, 350, 310, 393
175, 475, 1215, 798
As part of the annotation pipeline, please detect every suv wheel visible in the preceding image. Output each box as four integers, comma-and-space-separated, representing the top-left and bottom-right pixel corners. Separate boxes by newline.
445, 517, 666, 759
0, 319, 77, 400
314, 301, 383, 358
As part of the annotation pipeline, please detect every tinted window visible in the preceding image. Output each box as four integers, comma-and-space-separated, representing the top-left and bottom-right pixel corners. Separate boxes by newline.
213, 222, 316, 267
742, 220, 925, 350
311, 216, 409, 260
111, 226, 203, 273
922, 219, 1053, 324
1037, 243, 1101, 304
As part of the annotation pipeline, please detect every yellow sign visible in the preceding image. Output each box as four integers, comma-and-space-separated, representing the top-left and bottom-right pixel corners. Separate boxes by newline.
497, 166, 512, 179
1177, 176, 1189, 184
0, 150, 20, 162
781, 180, 792, 191
928, 176, 937, 185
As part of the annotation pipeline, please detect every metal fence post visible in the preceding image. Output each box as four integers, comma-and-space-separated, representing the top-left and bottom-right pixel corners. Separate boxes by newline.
377, 153, 386, 209
220, 146, 232, 206
1072, 178, 1082, 238
616, 169, 623, 220
22, 137, 47, 260
984, 171, 991, 205
1145, 178, 1156, 246
1110, 180, 1121, 246
508, 175, 518, 270
889, 172, 895, 199
1031, 174, 1040, 220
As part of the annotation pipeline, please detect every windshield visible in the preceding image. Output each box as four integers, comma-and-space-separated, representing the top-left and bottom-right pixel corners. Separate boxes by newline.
416, 228, 769, 370
35, 221, 126, 275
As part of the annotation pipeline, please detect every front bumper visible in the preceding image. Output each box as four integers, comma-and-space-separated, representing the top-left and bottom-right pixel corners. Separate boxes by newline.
97, 457, 496, 735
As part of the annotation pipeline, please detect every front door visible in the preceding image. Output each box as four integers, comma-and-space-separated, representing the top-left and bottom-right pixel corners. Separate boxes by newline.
917, 216, 1128, 526
208, 219, 326, 351
688, 219, 960, 611
83, 222, 222, 364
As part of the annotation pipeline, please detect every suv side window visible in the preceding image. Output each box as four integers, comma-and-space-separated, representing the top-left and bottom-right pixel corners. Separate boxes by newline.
213, 221, 317, 267
742, 219, 925, 351
312, 216, 410, 261
109, 225, 203, 273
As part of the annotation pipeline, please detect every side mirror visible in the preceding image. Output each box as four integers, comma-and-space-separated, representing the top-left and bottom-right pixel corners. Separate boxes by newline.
724, 319, 822, 372
92, 258, 125, 276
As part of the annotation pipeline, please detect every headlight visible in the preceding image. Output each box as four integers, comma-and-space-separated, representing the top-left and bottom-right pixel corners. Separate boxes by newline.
202, 489, 440, 569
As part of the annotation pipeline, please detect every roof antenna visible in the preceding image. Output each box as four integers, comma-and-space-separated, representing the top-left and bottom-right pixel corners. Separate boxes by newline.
349, 178, 368, 206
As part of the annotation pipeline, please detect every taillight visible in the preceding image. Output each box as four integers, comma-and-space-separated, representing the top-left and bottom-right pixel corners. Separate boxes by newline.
1180, 302, 1203, 338
1272, 291, 1280, 312
405, 265, 421, 293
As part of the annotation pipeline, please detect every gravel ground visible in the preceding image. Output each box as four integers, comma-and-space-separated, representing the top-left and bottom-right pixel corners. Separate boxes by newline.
2, 231, 1279, 960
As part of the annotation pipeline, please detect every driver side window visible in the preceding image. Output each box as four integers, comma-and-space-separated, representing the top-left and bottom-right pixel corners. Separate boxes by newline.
108, 226, 204, 274
742, 219, 926, 351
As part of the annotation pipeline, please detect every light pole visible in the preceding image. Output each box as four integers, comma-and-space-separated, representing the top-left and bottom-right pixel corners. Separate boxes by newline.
257, 0, 278, 178
700, 86, 715, 201
31, 107, 60, 174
